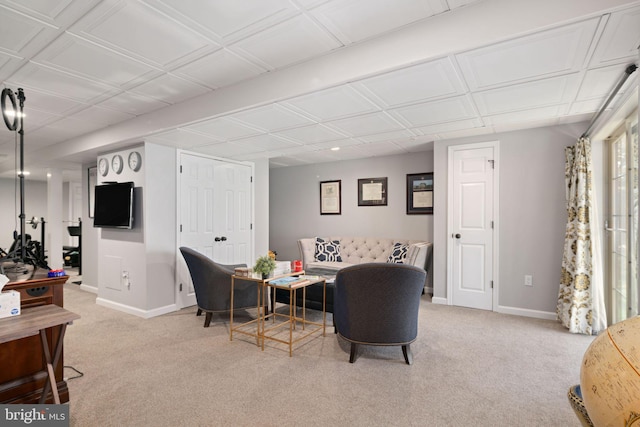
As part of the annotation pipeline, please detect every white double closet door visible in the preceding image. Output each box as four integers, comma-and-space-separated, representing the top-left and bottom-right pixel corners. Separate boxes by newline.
176, 152, 253, 309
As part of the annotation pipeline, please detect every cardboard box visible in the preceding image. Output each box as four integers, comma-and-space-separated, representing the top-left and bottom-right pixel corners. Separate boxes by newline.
0, 290, 20, 319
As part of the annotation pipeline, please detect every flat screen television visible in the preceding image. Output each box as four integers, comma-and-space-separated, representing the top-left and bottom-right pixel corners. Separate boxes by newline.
93, 182, 135, 229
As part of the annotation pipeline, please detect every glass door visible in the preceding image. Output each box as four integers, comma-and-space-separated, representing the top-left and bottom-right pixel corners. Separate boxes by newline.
606, 116, 639, 325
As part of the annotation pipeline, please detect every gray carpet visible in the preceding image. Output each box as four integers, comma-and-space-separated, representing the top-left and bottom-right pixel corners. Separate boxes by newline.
62, 282, 593, 426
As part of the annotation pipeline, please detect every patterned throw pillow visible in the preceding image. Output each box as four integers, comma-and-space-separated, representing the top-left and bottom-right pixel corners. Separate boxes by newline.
315, 238, 342, 262
387, 242, 409, 263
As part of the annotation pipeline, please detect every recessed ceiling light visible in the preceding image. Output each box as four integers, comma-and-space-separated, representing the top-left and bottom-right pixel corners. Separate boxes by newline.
331, 147, 340, 151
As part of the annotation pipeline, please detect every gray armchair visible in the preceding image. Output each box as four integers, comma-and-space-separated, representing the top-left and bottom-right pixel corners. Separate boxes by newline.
334, 263, 426, 364
179, 247, 260, 327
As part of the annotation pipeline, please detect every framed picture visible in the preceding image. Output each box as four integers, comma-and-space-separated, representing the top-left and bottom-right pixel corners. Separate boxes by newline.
320, 180, 341, 215
406, 172, 433, 214
358, 177, 387, 206
88, 166, 97, 218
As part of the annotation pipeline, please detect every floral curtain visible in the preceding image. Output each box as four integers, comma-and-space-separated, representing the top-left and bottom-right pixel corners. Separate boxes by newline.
557, 137, 602, 335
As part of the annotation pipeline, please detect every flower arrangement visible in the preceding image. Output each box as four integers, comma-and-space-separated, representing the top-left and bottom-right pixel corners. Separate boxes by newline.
253, 254, 276, 279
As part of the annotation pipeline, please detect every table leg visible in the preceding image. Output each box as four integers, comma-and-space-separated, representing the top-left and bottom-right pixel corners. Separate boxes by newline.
230, 277, 235, 341
289, 288, 294, 357
38, 324, 67, 404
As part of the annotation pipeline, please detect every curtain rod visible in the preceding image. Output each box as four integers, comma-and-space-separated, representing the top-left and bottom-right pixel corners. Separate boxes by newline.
581, 63, 637, 139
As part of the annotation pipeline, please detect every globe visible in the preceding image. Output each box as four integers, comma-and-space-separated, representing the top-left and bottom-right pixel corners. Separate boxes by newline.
580, 315, 640, 426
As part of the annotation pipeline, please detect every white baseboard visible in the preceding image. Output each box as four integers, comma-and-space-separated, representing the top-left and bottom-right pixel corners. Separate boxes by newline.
431, 296, 448, 305
496, 305, 556, 320
96, 297, 177, 319
79, 284, 98, 294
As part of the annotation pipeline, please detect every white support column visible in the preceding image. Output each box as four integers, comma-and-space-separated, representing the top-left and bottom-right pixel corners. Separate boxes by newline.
47, 169, 63, 270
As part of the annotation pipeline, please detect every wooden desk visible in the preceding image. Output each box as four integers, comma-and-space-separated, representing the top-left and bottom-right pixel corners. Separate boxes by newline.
0, 305, 79, 404
0, 273, 70, 403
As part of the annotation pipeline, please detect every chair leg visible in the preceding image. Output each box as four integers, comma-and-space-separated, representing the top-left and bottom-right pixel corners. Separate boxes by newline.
349, 343, 358, 363
204, 312, 213, 328
402, 344, 413, 365
196, 308, 202, 316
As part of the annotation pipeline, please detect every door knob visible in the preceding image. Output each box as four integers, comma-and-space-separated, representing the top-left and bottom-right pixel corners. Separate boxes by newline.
214, 237, 221, 242
454, 233, 461, 239
220, 236, 227, 241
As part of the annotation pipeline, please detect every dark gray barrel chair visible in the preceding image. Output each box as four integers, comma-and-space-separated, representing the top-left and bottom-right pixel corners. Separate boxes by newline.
179, 247, 261, 327
334, 263, 426, 364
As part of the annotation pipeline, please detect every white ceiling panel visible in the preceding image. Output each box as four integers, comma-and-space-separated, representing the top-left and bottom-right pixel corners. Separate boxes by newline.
389, 96, 477, 128
187, 117, 263, 141
0, 6, 56, 57
483, 105, 568, 126
20, 107, 63, 129
282, 85, 380, 121
70, 0, 216, 68
129, 73, 209, 104
1, 0, 101, 27
230, 14, 341, 70
327, 112, 406, 137
148, 128, 223, 147
230, 104, 314, 132
151, 0, 299, 44
194, 141, 258, 158
575, 65, 630, 101
412, 118, 484, 135
354, 141, 404, 156
68, 105, 135, 127
589, 5, 640, 67
310, 0, 447, 44
308, 137, 362, 150
353, 58, 466, 108
356, 129, 417, 144
34, 33, 159, 88
569, 99, 606, 115
8, 62, 117, 102
446, 0, 481, 8
274, 123, 347, 144
232, 134, 300, 151
174, 48, 266, 89
456, 18, 600, 90
473, 74, 580, 115
97, 91, 169, 116
15, 87, 85, 115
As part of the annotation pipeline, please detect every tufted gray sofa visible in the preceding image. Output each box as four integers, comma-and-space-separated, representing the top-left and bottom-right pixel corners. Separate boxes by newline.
274, 237, 431, 314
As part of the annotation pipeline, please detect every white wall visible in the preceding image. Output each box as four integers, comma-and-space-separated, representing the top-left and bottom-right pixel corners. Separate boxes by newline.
269, 151, 433, 263
433, 122, 588, 316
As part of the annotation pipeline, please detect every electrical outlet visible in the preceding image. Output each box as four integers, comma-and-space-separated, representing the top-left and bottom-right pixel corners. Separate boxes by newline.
122, 271, 130, 289
524, 275, 533, 287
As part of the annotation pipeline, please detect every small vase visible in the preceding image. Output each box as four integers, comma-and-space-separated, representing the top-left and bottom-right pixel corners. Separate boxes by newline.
262, 273, 269, 279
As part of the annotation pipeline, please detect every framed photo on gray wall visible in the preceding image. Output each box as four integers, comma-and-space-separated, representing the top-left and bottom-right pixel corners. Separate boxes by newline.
406, 172, 433, 214
358, 177, 387, 206
320, 180, 341, 214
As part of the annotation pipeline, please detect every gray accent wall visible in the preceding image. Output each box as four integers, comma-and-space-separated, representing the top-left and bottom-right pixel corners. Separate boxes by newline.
433, 122, 588, 316
269, 151, 433, 264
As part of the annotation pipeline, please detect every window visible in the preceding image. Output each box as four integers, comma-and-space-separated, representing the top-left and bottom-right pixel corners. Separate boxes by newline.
606, 112, 639, 325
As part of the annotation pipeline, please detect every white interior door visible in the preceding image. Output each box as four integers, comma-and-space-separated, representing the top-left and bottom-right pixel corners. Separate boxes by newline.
449, 143, 497, 310
213, 162, 252, 264
176, 153, 253, 309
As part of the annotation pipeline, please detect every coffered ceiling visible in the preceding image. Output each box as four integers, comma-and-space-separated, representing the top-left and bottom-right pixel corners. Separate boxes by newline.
0, 0, 638, 180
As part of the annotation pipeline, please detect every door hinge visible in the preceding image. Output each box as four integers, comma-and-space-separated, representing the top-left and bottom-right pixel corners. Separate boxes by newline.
491, 220, 494, 229
250, 223, 253, 230
180, 224, 182, 232
180, 165, 182, 173
488, 160, 495, 169
490, 280, 494, 289
179, 283, 183, 292
251, 176, 253, 183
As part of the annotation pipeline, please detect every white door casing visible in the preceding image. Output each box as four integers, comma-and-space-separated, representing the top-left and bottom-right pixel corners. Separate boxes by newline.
447, 142, 499, 311
176, 152, 253, 309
